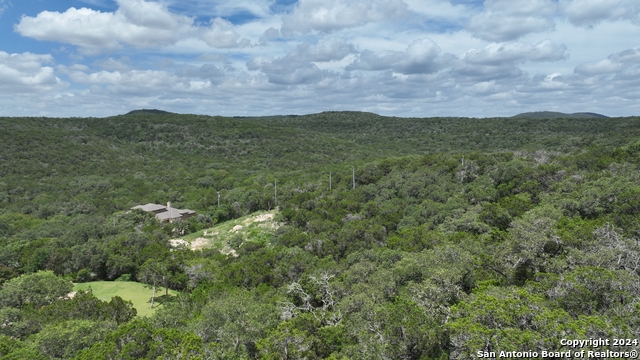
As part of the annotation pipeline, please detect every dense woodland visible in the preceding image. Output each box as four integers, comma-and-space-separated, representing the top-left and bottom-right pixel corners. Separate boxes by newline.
1, 111, 640, 359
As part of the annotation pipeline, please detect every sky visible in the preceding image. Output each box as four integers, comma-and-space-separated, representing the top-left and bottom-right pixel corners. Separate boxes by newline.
1, 0, 640, 118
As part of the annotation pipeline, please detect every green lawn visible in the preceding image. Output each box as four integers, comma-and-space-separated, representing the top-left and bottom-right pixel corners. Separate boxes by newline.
73, 281, 178, 317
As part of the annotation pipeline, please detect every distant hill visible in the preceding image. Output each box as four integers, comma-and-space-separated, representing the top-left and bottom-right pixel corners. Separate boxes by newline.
512, 111, 609, 119
125, 109, 175, 116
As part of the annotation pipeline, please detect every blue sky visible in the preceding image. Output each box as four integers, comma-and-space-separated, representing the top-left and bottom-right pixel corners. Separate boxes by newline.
1, 0, 640, 117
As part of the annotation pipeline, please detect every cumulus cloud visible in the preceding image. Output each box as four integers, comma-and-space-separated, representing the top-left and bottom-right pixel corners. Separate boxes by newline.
57, 66, 218, 98
201, 18, 251, 49
0, 52, 66, 92
15, 0, 194, 53
290, 39, 357, 62
246, 39, 356, 85
463, 40, 568, 65
574, 59, 622, 75
560, 0, 640, 27
61, 65, 225, 91
63, 68, 177, 87
15, 0, 252, 53
574, 47, 640, 76
246, 57, 329, 85
7, 0, 640, 117
93, 57, 132, 71
451, 40, 567, 83
167, 0, 273, 19
452, 62, 524, 82
347, 38, 443, 74
176, 64, 225, 83
467, 0, 557, 41
609, 48, 640, 63
280, 0, 408, 35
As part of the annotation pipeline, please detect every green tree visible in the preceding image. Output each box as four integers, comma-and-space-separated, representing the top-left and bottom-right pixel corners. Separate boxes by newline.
31, 320, 116, 359
188, 289, 278, 356
137, 259, 168, 309
0, 270, 72, 308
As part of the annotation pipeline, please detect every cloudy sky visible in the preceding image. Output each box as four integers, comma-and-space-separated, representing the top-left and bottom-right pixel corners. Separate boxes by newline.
1, 0, 640, 117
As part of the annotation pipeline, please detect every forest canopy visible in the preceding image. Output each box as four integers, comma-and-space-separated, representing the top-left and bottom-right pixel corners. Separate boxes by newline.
1, 111, 639, 359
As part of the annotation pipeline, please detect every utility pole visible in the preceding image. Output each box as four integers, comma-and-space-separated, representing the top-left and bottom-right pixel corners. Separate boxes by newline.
163, 275, 167, 305
274, 179, 277, 205
462, 156, 464, 166
352, 167, 355, 189
329, 171, 332, 190
217, 192, 220, 208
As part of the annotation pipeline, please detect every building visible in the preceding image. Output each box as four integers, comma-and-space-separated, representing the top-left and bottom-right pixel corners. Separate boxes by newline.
132, 202, 196, 223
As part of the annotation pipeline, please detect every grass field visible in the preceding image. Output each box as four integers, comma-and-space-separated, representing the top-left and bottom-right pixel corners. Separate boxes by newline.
73, 281, 178, 317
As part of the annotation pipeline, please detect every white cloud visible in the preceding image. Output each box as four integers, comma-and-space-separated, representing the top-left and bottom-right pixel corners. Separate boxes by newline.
0, 0, 9, 17
60, 67, 179, 89
245, 39, 356, 84
93, 57, 132, 71
452, 62, 524, 82
403, 0, 470, 20
196, 54, 230, 63
176, 64, 225, 83
574, 59, 622, 75
467, 0, 557, 41
463, 40, 568, 65
560, 0, 640, 27
6, 0, 640, 117
15, 0, 255, 53
574, 47, 640, 76
291, 39, 357, 62
609, 47, 640, 63
201, 18, 251, 49
347, 38, 443, 74
246, 57, 331, 85
165, 0, 273, 19
280, 0, 408, 35
0, 52, 66, 93
15, 0, 194, 53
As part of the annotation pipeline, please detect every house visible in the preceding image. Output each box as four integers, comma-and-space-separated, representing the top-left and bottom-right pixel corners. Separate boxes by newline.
132, 202, 196, 223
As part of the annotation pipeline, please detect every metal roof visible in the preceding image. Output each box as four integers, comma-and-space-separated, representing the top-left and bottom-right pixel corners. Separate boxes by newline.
156, 210, 183, 220
131, 203, 167, 212
132, 202, 196, 221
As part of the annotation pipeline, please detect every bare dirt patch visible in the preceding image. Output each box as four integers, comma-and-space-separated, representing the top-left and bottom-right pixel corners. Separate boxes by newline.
169, 209, 279, 253
169, 239, 189, 247
245, 213, 275, 224
190, 237, 209, 250
219, 248, 239, 257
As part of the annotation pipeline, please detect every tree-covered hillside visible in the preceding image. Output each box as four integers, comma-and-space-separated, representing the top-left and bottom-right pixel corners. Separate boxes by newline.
0, 112, 639, 359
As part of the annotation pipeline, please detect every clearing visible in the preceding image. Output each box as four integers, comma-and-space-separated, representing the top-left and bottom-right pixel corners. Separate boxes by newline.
73, 281, 178, 317
169, 209, 280, 254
